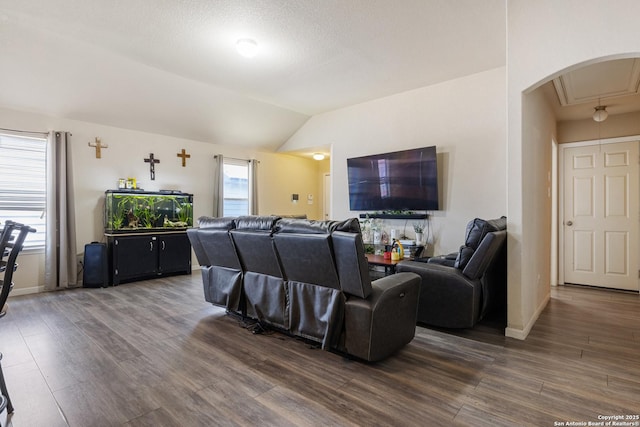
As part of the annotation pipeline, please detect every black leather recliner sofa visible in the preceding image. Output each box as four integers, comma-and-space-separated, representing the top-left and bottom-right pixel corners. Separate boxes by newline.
187, 216, 421, 362
396, 217, 507, 328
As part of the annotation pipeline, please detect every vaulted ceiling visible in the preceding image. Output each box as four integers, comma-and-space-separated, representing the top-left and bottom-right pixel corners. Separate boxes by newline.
0, 0, 506, 151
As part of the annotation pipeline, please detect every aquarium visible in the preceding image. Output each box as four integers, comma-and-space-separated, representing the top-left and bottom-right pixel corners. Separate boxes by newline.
104, 190, 193, 233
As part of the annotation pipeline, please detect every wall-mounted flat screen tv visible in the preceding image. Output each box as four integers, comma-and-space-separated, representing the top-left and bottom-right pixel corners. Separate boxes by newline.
347, 146, 439, 211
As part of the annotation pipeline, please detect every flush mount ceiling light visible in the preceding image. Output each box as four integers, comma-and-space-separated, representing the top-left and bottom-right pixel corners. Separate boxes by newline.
312, 153, 325, 161
593, 105, 608, 122
236, 38, 258, 58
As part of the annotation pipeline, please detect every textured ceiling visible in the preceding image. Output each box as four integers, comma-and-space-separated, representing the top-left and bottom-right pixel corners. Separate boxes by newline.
0, 0, 506, 150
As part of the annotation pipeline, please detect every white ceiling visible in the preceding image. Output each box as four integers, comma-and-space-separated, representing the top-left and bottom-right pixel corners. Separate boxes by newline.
0, 0, 506, 151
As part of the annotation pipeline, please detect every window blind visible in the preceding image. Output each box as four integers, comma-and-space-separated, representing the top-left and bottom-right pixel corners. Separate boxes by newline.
223, 160, 250, 217
0, 133, 47, 249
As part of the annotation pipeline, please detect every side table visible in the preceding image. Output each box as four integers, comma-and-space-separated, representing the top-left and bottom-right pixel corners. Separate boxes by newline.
365, 254, 402, 276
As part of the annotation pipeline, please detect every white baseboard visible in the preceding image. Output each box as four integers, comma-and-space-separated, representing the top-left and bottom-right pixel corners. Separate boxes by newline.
9, 285, 46, 296
505, 292, 550, 340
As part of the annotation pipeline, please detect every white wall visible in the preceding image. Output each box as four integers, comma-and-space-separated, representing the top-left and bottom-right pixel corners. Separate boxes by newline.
507, 86, 556, 336
507, 0, 640, 338
281, 67, 507, 256
1, 107, 322, 294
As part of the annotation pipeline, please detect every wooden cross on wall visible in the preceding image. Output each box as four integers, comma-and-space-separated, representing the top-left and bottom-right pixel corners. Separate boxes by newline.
177, 148, 191, 167
144, 153, 160, 180
88, 137, 108, 158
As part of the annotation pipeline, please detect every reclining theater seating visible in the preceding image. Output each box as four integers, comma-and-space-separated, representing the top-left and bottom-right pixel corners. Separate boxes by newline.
188, 216, 243, 312
396, 217, 507, 328
187, 216, 422, 362
271, 219, 345, 348
231, 216, 287, 329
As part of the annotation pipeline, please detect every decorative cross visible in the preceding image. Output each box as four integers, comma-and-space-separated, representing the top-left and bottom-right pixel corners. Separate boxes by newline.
88, 137, 108, 159
177, 148, 191, 167
144, 153, 160, 180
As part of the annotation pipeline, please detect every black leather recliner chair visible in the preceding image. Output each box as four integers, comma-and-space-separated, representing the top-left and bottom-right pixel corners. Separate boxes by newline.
396, 217, 506, 328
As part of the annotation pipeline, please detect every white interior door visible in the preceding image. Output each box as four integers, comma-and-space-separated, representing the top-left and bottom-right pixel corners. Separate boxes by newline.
563, 141, 639, 291
323, 173, 331, 220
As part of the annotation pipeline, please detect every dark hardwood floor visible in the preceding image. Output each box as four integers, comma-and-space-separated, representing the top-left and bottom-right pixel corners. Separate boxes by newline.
1, 272, 639, 426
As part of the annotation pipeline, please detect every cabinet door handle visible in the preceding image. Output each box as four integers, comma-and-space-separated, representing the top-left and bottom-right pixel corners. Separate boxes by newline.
162, 241, 166, 251
150, 241, 154, 251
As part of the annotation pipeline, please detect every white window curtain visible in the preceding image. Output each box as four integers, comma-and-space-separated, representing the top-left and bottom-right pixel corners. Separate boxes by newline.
45, 131, 78, 290
212, 154, 224, 217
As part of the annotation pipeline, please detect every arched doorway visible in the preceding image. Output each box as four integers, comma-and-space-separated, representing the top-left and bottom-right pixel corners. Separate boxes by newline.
528, 56, 640, 291
508, 53, 640, 339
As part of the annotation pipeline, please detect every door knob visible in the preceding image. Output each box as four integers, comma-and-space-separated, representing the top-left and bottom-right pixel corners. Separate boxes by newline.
566, 220, 573, 226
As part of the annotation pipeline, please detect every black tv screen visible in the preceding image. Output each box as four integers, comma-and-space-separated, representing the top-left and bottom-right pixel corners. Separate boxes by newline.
347, 146, 439, 211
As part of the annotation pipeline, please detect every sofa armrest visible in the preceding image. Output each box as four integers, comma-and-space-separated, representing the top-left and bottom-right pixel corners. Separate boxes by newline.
425, 252, 457, 267
343, 272, 421, 362
396, 260, 481, 328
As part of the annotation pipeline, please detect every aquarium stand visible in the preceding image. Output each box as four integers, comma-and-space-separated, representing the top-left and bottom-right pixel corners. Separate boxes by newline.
105, 230, 192, 286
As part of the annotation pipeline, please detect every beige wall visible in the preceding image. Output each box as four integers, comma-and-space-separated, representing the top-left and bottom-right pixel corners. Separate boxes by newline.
259, 153, 324, 220
281, 67, 508, 256
507, 0, 640, 338
0, 107, 321, 294
558, 111, 640, 143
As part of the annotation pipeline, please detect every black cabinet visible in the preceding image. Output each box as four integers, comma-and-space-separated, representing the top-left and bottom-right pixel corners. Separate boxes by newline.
157, 233, 192, 274
106, 231, 191, 285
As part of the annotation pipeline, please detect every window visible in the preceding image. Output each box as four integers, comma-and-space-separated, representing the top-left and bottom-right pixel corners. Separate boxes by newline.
223, 159, 250, 216
0, 132, 47, 250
